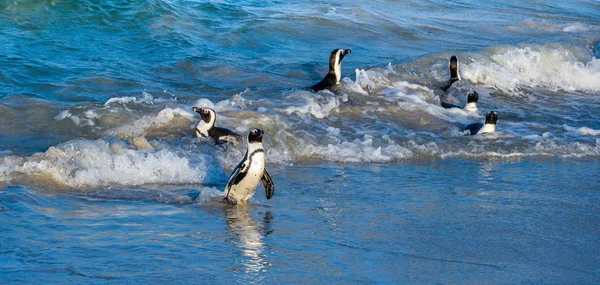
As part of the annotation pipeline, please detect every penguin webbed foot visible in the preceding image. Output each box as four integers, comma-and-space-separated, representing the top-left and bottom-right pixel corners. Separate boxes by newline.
223, 196, 238, 206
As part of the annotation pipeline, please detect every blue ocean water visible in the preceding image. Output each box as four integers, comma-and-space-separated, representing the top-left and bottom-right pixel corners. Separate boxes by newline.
1, 0, 600, 283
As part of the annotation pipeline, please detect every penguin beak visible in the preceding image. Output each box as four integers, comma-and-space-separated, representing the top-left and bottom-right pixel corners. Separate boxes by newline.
340, 49, 351, 61
192, 107, 200, 114
249, 129, 264, 142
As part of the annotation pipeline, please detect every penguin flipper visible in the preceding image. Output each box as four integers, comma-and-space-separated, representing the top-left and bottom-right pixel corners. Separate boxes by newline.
261, 169, 275, 199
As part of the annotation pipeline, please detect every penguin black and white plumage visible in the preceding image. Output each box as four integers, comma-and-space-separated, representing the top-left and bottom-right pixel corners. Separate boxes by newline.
192, 107, 240, 145
224, 128, 275, 205
440, 55, 461, 92
311, 49, 351, 92
441, 91, 479, 112
462, 111, 498, 135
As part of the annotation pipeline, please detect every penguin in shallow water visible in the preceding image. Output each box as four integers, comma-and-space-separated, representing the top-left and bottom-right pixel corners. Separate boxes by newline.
192, 107, 240, 145
441, 55, 461, 92
224, 128, 275, 205
441, 90, 479, 112
311, 49, 351, 92
462, 111, 498, 135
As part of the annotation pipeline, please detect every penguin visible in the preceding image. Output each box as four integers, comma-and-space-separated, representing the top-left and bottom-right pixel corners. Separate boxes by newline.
440, 55, 461, 92
224, 128, 275, 205
192, 107, 240, 145
462, 111, 498, 135
441, 90, 479, 111
311, 49, 352, 92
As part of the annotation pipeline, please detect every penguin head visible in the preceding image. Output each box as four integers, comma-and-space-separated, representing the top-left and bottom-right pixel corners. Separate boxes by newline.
467, 91, 479, 104
485, 111, 498, 125
449, 55, 461, 81
329, 49, 352, 69
192, 107, 215, 124
248, 128, 264, 143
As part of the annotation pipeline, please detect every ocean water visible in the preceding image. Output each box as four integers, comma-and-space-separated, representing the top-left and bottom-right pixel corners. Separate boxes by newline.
1, 0, 599, 283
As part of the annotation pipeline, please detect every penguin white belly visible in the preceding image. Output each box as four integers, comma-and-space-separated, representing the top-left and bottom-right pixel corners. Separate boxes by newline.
229, 152, 265, 202
465, 102, 478, 112
478, 123, 496, 134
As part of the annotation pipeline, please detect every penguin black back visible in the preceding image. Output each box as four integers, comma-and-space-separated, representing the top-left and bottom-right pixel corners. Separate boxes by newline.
311, 49, 351, 92
441, 55, 461, 92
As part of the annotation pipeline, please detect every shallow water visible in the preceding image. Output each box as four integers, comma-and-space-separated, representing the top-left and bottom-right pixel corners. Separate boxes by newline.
1, 0, 600, 283
1, 159, 599, 284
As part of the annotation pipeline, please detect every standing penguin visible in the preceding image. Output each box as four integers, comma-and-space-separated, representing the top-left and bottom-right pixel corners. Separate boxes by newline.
311, 49, 352, 92
192, 107, 240, 145
224, 128, 275, 205
462, 111, 498, 135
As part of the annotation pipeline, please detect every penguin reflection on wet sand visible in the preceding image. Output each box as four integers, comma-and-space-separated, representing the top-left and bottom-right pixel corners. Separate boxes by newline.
224, 128, 275, 205
311, 49, 352, 92
463, 111, 498, 135
192, 107, 240, 145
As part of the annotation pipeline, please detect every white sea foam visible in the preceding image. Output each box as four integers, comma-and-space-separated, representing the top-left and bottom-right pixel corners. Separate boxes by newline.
380, 81, 476, 123
104, 92, 160, 106
515, 19, 597, 34
108, 107, 196, 139
0, 139, 223, 189
295, 135, 413, 163
343, 66, 396, 95
193, 98, 216, 110
563, 125, 600, 136
562, 23, 590, 33
282, 92, 341, 119
463, 45, 600, 93
196, 187, 225, 204
53, 110, 95, 126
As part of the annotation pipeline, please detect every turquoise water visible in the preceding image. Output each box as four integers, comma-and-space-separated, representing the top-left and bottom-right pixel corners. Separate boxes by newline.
1, 0, 600, 283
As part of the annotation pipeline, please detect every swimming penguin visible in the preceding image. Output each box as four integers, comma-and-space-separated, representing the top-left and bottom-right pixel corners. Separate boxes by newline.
441, 90, 479, 111
462, 111, 498, 135
441, 55, 461, 92
311, 49, 352, 92
224, 128, 275, 205
192, 107, 240, 145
